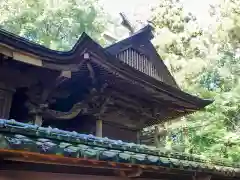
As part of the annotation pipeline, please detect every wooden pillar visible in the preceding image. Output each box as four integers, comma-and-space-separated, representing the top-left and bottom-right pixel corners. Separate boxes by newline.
136, 131, 141, 144
154, 126, 160, 148
27, 103, 44, 126
96, 119, 103, 137
0, 84, 15, 119
34, 114, 43, 126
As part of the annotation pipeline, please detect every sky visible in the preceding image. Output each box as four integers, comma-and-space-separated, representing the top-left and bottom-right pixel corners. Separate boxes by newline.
99, 0, 158, 23
99, 0, 218, 28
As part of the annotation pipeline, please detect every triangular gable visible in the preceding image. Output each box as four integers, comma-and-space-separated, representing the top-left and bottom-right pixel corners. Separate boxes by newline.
105, 25, 179, 88
116, 47, 163, 81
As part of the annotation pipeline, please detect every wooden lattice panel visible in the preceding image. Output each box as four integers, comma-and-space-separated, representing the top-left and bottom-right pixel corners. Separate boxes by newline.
116, 48, 163, 81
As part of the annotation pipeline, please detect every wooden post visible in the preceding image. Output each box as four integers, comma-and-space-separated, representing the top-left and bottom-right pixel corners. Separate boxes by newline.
137, 131, 141, 144
0, 84, 15, 119
96, 119, 102, 137
154, 126, 160, 148
34, 114, 43, 126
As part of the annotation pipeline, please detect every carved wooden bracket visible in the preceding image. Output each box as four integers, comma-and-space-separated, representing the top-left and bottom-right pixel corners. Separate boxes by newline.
25, 101, 48, 125
37, 83, 111, 121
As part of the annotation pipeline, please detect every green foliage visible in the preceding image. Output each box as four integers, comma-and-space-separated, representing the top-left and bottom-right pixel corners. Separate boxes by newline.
0, 0, 109, 50
151, 0, 240, 163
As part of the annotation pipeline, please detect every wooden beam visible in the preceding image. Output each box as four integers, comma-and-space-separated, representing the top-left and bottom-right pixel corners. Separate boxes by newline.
105, 110, 151, 129
0, 43, 43, 67
103, 120, 138, 131
0, 149, 193, 180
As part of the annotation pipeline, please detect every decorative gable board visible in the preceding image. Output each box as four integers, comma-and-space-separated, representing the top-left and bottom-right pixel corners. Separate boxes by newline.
116, 48, 163, 82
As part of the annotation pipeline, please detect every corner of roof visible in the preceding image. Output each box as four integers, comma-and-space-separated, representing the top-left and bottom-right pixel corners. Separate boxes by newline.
200, 98, 214, 108
70, 32, 104, 54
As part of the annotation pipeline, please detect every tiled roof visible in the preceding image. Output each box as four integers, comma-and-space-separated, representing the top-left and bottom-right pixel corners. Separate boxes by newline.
0, 119, 239, 177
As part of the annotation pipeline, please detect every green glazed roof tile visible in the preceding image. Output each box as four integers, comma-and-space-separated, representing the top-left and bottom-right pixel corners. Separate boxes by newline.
0, 119, 239, 177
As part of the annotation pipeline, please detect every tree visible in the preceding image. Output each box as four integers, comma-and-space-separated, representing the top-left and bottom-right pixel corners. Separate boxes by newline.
0, 0, 109, 50
150, 0, 240, 164
150, 0, 212, 86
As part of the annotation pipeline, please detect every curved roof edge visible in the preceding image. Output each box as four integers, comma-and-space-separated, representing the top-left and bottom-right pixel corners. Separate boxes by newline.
0, 118, 239, 177
0, 28, 93, 63
0, 28, 213, 110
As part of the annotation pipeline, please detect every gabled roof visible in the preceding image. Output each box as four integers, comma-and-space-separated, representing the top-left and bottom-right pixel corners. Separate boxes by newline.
0, 27, 213, 125
0, 119, 239, 179
106, 25, 179, 88
0, 25, 178, 87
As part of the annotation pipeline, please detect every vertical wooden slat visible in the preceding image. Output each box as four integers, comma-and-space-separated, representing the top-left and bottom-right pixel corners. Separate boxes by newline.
96, 119, 103, 137
146, 56, 150, 75
143, 57, 146, 74
150, 62, 152, 76
131, 49, 134, 67
135, 51, 138, 69
115, 48, 165, 81
129, 49, 131, 66
136, 51, 139, 70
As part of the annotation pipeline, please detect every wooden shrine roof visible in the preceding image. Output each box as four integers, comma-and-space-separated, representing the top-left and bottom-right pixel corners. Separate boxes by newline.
0, 25, 178, 88
0, 26, 213, 126
0, 119, 239, 180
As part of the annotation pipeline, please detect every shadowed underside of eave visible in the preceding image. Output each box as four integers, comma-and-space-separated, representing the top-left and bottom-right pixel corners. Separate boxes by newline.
40, 59, 212, 129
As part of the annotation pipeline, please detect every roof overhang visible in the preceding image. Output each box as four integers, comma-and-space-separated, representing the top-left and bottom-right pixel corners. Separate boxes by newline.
0, 119, 239, 179
0, 28, 213, 127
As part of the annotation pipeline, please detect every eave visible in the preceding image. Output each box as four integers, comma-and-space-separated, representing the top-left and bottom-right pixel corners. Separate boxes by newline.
1, 150, 238, 180
0, 119, 239, 180
0, 28, 213, 122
